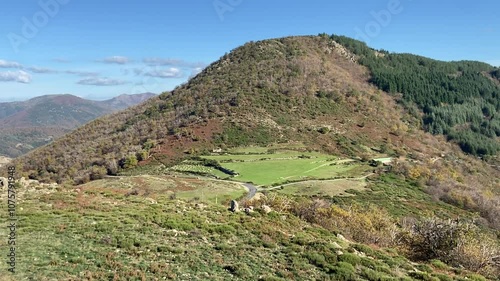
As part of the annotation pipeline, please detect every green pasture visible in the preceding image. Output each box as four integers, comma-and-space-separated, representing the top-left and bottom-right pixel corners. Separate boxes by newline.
79, 175, 245, 204
276, 179, 368, 197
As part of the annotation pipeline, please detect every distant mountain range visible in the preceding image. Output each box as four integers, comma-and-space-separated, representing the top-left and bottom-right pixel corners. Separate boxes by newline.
0, 93, 156, 157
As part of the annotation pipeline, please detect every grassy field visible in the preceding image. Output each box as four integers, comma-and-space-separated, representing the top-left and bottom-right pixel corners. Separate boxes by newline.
79, 175, 246, 204
203, 148, 372, 186
223, 160, 362, 186
167, 164, 229, 179
276, 178, 369, 197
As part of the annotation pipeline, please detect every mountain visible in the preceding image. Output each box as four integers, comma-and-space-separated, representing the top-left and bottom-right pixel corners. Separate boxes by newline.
0, 93, 156, 157
328, 34, 500, 157
100, 93, 158, 110
7, 34, 499, 224
9, 36, 498, 181
3, 35, 499, 280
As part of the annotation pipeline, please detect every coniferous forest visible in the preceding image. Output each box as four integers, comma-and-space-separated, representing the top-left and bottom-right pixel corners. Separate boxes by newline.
331, 34, 500, 156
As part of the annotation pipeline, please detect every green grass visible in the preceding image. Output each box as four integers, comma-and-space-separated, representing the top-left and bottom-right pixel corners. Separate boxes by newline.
222, 159, 366, 186
0, 177, 493, 280
78, 174, 246, 204
202, 149, 372, 186
276, 178, 368, 197
168, 164, 229, 178
331, 173, 476, 219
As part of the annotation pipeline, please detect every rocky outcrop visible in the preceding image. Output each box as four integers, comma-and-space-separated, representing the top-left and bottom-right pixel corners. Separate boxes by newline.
229, 200, 239, 212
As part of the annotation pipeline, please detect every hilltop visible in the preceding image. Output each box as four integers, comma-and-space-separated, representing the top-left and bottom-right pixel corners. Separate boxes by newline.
0, 93, 156, 157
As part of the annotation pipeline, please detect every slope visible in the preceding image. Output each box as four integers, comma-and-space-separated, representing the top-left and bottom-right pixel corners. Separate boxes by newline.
0, 93, 156, 157
5, 35, 500, 227
329, 34, 500, 157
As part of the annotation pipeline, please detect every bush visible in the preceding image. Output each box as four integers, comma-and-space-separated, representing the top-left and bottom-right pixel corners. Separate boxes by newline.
331, 262, 355, 281
338, 253, 361, 266
223, 263, 252, 278
429, 259, 448, 270
403, 218, 500, 276
432, 273, 453, 281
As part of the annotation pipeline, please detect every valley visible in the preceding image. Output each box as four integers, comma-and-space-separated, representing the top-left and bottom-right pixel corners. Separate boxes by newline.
0, 93, 156, 158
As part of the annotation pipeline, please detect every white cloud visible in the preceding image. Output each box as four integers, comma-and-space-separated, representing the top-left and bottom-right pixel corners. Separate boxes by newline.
0, 59, 22, 69
65, 70, 99, 77
77, 77, 128, 86
26, 66, 58, 74
0, 70, 32, 83
143, 57, 206, 68
99, 56, 131, 65
144, 68, 183, 78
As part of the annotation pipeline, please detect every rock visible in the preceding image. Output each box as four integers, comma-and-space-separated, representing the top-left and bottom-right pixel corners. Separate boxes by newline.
195, 203, 206, 210
229, 200, 239, 212
261, 205, 272, 214
332, 242, 343, 249
353, 249, 366, 258
337, 234, 350, 243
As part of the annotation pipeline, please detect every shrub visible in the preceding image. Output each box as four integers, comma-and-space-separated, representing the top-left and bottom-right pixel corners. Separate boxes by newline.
432, 273, 453, 281
305, 252, 328, 269
430, 259, 448, 270
360, 267, 392, 281
408, 271, 439, 281
331, 262, 355, 281
317, 127, 330, 134
403, 218, 500, 276
223, 263, 252, 278
338, 253, 361, 266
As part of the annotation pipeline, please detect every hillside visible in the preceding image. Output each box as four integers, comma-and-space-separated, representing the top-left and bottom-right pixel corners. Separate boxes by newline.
1, 175, 498, 280
0, 93, 156, 157
2, 35, 499, 279
7, 35, 499, 223
329, 34, 500, 157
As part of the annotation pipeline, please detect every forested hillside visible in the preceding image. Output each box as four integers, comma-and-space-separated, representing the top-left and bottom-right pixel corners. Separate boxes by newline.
329, 34, 500, 156
0, 93, 155, 157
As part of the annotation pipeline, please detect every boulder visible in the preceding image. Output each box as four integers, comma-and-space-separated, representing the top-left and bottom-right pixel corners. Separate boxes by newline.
261, 205, 272, 214
229, 200, 239, 212
332, 242, 343, 249
244, 207, 254, 215
337, 234, 350, 243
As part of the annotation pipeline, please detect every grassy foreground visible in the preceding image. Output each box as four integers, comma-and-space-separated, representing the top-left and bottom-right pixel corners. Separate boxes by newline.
0, 172, 496, 280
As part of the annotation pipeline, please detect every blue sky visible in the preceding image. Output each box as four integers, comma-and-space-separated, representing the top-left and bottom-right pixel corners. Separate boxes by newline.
0, 0, 499, 102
